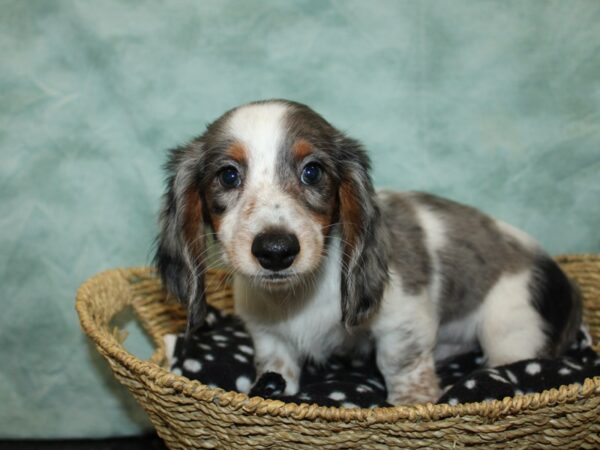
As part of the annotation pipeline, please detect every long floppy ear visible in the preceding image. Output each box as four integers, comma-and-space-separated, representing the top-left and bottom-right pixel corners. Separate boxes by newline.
155, 142, 207, 338
337, 136, 389, 328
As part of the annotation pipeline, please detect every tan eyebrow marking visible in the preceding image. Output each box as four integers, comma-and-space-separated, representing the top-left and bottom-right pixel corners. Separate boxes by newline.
226, 142, 248, 164
292, 138, 313, 160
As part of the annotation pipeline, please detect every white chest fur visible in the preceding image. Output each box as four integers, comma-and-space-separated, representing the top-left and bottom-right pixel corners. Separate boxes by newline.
233, 234, 348, 363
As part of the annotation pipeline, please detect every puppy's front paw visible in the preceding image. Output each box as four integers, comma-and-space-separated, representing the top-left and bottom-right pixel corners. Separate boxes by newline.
249, 372, 286, 398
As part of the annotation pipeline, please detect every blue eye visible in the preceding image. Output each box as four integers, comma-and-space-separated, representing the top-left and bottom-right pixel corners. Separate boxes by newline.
300, 163, 323, 185
219, 167, 241, 188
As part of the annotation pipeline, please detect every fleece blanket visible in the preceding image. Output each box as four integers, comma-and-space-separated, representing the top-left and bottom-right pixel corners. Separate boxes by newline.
167, 305, 600, 407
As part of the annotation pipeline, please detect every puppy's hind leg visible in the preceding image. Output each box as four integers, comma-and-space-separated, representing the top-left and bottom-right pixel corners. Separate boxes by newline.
478, 269, 547, 367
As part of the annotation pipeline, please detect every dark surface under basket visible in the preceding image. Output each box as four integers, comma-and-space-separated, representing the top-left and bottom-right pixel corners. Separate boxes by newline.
0, 435, 166, 450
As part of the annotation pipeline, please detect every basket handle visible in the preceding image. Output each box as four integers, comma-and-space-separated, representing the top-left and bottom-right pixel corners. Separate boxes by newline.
76, 267, 156, 358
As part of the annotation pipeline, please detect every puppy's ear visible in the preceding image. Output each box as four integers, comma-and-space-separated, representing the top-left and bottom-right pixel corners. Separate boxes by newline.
337, 136, 389, 328
155, 142, 207, 338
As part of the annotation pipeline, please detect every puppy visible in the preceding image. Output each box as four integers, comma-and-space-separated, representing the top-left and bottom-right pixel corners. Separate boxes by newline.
155, 99, 582, 404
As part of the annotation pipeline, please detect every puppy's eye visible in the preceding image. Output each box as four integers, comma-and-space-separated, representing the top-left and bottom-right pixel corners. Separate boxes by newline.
300, 163, 323, 185
218, 167, 241, 188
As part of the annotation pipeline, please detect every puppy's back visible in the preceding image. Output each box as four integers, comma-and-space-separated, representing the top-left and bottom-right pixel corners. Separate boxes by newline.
378, 190, 581, 359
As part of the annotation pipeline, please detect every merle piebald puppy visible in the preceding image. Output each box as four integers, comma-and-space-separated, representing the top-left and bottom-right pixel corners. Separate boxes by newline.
155, 99, 582, 404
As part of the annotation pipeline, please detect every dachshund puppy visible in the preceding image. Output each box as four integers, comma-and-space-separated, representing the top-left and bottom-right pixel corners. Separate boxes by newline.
155, 99, 582, 404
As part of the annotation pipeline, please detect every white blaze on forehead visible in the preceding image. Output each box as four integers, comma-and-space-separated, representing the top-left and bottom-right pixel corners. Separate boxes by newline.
218, 101, 325, 275
226, 102, 289, 183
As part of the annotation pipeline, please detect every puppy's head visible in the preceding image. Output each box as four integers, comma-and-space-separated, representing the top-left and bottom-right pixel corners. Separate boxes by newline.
155, 100, 389, 336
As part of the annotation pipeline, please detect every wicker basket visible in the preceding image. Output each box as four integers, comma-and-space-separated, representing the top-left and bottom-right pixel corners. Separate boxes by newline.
76, 254, 600, 449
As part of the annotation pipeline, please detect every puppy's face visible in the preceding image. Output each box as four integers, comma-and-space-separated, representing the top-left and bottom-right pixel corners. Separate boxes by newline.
201, 102, 339, 287
156, 99, 389, 333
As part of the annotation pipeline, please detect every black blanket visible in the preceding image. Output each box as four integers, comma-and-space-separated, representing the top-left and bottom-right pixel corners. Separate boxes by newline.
169, 306, 599, 407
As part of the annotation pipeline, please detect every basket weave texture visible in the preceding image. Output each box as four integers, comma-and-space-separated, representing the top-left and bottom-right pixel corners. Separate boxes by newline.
76, 254, 600, 449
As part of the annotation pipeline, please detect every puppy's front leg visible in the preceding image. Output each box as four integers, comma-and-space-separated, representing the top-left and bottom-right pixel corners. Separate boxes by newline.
372, 288, 441, 405
376, 342, 440, 405
251, 331, 301, 396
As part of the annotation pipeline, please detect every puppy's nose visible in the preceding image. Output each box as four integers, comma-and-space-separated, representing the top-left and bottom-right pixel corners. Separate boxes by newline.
251, 232, 300, 271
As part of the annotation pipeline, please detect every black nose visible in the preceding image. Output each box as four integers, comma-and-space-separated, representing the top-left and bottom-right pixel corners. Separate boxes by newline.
251, 232, 300, 271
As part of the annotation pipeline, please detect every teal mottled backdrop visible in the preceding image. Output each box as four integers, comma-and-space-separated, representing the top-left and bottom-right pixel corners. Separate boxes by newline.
1, 0, 599, 438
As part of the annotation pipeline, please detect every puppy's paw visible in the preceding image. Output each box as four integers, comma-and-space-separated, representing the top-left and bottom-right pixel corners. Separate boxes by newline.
249, 372, 286, 398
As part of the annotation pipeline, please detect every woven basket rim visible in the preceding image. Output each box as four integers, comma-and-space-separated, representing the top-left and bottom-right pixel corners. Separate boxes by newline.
76, 253, 600, 424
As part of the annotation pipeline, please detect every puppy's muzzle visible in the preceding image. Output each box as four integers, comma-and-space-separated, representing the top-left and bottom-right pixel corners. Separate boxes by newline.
251, 231, 300, 271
